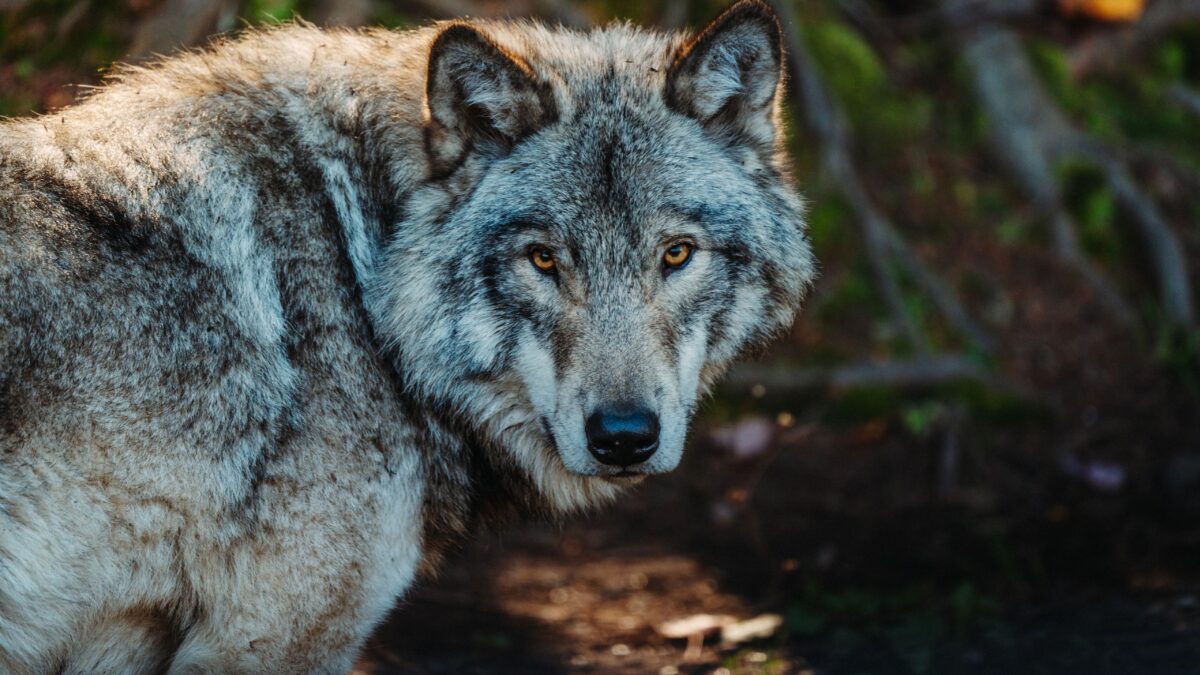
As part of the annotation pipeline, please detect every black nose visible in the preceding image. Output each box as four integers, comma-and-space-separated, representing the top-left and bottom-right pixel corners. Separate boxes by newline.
585, 404, 660, 467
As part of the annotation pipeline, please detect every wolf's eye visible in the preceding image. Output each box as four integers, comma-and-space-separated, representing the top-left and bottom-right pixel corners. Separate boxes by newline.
529, 247, 557, 274
662, 242, 693, 270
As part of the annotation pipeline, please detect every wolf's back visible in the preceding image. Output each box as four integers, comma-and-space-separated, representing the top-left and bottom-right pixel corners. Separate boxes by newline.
0, 33, 425, 668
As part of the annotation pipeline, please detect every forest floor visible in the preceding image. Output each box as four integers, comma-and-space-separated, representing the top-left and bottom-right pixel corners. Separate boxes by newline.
356, 420, 1200, 674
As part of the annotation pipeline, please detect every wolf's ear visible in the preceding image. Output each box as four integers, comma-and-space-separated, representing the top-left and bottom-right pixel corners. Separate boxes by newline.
666, 0, 784, 148
425, 24, 557, 176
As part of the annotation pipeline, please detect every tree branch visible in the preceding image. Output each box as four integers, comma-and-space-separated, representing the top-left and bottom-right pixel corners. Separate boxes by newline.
960, 24, 1197, 328
1168, 84, 1200, 120
727, 356, 1002, 393
769, 0, 994, 354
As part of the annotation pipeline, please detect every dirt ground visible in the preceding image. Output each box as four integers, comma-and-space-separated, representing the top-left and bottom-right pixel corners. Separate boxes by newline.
354, 424, 1200, 674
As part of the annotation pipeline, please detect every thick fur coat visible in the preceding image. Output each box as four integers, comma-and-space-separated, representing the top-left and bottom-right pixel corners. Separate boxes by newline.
0, 2, 814, 671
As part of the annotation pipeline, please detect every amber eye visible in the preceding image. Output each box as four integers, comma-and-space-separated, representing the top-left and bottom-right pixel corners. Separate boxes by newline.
662, 242, 694, 269
529, 247, 557, 273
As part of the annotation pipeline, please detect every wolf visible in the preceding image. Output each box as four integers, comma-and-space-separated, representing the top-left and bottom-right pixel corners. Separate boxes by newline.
0, 1, 814, 671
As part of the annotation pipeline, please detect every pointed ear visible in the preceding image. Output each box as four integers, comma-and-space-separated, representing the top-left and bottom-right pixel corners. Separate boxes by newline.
424, 24, 557, 176
665, 0, 784, 148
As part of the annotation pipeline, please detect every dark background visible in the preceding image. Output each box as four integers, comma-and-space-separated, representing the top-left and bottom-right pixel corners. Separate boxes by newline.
4, 0, 1200, 672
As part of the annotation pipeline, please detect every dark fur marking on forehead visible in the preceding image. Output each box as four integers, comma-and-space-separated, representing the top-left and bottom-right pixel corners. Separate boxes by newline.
494, 213, 561, 236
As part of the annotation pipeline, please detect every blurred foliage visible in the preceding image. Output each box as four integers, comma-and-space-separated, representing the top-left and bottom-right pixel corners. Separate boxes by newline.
245, 0, 299, 23
782, 581, 1001, 675
1029, 30, 1200, 165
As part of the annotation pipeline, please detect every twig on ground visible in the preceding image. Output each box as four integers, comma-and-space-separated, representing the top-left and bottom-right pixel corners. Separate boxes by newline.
1102, 139, 1200, 194
1090, 149, 1195, 325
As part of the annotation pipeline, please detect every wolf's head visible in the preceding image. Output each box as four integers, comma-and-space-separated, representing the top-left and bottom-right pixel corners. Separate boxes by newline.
374, 0, 815, 511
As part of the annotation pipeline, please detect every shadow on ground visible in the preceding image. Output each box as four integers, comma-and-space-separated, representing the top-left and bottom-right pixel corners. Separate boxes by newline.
358, 414, 1200, 674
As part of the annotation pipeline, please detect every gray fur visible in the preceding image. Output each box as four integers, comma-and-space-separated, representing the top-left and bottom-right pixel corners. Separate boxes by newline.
0, 1, 814, 671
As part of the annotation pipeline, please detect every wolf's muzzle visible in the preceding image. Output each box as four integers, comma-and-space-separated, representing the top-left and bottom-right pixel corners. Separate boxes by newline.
585, 403, 659, 467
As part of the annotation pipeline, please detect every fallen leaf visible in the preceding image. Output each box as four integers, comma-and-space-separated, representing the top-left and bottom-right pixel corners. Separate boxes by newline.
720, 614, 783, 644
656, 614, 736, 639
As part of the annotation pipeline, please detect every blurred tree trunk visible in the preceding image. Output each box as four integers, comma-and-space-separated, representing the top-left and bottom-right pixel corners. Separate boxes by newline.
960, 22, 1195, 328
769, 0, 994, 354
128, 0, 233, 58
1168, 85, 1200, 120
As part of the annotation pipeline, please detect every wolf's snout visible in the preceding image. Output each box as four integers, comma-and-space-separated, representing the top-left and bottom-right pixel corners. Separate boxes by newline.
585, 404, 660, 467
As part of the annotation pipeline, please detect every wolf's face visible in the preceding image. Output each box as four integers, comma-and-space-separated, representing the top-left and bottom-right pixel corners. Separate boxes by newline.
375, 1, 814, 510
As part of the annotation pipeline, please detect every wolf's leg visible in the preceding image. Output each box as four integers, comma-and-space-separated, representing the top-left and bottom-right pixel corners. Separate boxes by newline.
63, 607, 179, 675
165, 600, 366, 675
164, 541, 408, 674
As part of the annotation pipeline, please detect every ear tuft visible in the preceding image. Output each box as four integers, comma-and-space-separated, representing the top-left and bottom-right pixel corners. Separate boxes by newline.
666, 0, 784, 146
425, 24, 556, 176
